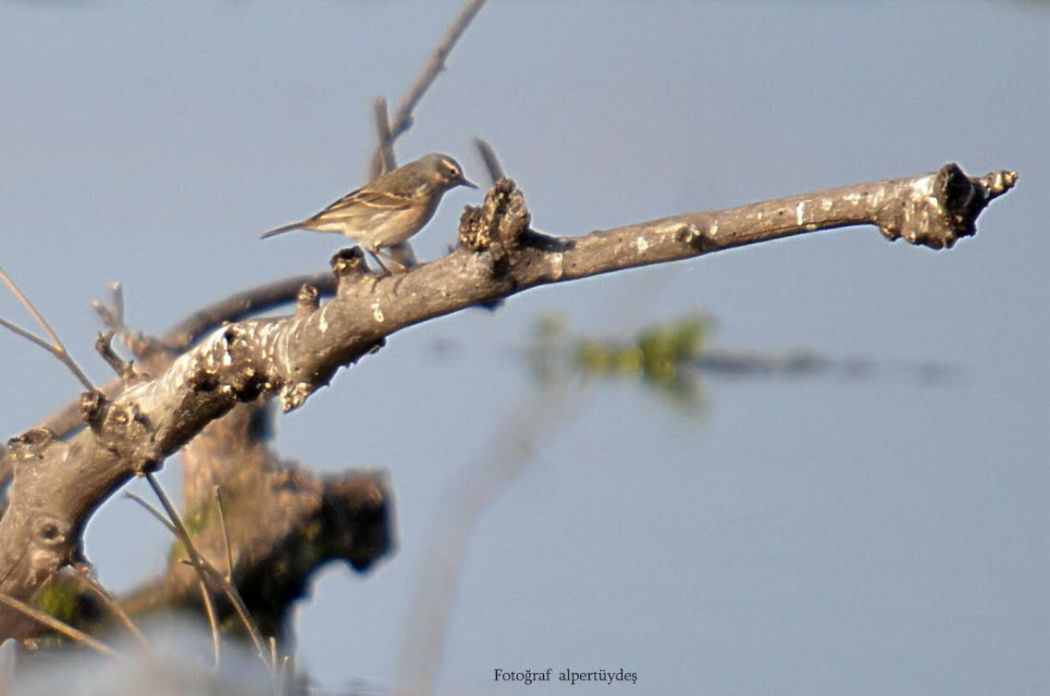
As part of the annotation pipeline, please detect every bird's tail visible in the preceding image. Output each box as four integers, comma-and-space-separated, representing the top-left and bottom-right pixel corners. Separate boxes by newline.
260, 222, 305, 239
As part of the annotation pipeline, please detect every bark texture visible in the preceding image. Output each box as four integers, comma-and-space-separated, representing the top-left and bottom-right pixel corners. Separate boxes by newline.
0, 163, 1017, 641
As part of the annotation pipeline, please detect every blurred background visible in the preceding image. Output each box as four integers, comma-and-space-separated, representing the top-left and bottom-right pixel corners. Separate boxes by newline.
1, 1, 1047, 694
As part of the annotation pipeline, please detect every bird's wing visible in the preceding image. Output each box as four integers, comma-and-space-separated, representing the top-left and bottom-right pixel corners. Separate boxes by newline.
315, 187, 411, 218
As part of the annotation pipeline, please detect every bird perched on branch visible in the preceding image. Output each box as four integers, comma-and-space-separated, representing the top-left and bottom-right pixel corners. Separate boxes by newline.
261, 152, 476, 271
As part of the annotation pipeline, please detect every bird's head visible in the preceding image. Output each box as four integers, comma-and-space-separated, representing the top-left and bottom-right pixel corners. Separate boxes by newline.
423, 153, 477, 191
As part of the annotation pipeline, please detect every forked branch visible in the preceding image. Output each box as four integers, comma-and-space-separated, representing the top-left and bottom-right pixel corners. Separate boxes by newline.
368, 0, 487, 178
0, 161, 1017, 640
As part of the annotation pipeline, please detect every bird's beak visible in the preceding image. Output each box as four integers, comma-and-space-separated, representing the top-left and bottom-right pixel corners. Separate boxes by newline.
460, 176, 479, 189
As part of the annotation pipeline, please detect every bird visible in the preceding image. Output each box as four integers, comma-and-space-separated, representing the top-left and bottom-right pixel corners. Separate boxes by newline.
261, 153, 476, 271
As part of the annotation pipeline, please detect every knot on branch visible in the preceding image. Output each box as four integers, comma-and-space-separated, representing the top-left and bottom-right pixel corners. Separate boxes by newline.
33, 515, 71, 552
330, 247, 368, 289
79, 391, 159, 473
78, 390, 108, 431
458, 178, 531, 259
215, 326, 270, 403
878, 163, 1018, 250
6, 428, 55, 463
278, 382, 312, 413
296, 284, 320, 316
81, 392, 163, 474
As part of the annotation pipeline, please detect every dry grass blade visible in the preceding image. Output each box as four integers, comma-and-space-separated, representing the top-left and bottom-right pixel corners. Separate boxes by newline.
126, 489, 222, 668
124, 492, 177, 536
0, 592, 119, 659
276, 654, 291, 696
214, 485, 234, 583
74, 569, 151, 652
142, 474, 271, 669
197, 576, 221, 671
269, 637, 279, 686
0, 266, 70, 355
0, 266, 95, 391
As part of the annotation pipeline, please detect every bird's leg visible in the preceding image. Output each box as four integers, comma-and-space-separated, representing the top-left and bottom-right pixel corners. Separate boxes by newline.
364, 247, 406, 293
371, 248, 408, 274
361, 248, 389, 275
374, 249, 415, 295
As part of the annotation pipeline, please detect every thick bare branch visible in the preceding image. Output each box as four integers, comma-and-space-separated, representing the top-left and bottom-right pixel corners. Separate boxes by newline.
0, 162, 1016, 638
120, 458, 391, 643
24, 0, 490, 444
164, 271, 337, 352
25, 271, 337, 446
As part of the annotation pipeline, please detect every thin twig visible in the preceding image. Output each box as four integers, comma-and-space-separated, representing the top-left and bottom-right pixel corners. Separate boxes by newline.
0, 266, 95, 392
94, 331, 136, 384
89, 300, 118, 332
474, 137, 505, 185
197, 576, 221, 671
371, 97, 397, 179
0, 267, 94, 392
73, 567, 151, 652
91, 283, 126, 335
0, 591, 119, 659
184, 560, 271, 672
277, 654, 291, 696
128, 490, 221, 668
124, 493, 177, 536
214, 485, 234, 583
0, 317, 56, 356
142, 474, 271, 668
142, 475, 228, 664
269, 636, 279, 685
110, 282, 124, 327
368, 0, 487, 176
32, 271, 339, 445
0, 266, 76, 358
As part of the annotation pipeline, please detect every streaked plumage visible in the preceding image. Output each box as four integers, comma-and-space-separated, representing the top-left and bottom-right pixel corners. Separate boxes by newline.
261, 153, 475, 270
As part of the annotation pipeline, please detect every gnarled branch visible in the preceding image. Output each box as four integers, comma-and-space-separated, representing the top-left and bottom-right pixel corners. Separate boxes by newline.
0, 162, 1017, 639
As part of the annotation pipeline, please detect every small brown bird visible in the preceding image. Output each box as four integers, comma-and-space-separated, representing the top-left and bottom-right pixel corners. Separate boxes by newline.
261, 153, 476, 270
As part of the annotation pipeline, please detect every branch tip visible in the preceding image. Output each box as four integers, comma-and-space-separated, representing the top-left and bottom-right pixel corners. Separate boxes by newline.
874, 163, 1017, 250
474, 137, 506, 185
79, 390, 107, 430
95, 331, 137, 384
6, 427, 55, 463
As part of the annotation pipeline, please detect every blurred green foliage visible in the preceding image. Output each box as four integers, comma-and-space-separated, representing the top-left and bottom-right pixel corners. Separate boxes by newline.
527, 313, 713, 411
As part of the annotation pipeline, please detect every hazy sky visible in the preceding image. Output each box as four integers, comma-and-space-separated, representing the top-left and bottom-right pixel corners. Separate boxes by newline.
1, 1, 1047, 694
